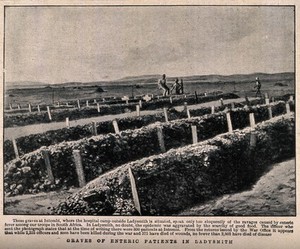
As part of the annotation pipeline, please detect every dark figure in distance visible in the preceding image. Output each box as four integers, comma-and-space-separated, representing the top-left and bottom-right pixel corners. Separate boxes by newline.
158, 74, 170, 96
254, 77, 262, 97
171, 78, 182, 95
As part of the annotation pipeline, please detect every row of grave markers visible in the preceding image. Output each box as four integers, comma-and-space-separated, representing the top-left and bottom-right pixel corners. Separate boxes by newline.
10, 97, 293, 216
10, 97, 293, 161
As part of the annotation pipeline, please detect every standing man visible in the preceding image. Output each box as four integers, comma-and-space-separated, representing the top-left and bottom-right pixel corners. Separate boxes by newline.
171, 78, 181, 95
158, 74, 170, 96
254, 77, 262, 97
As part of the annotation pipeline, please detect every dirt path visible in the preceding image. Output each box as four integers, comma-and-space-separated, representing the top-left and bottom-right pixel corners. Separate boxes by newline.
179, 158, 295, 216
4, 97, 251, 140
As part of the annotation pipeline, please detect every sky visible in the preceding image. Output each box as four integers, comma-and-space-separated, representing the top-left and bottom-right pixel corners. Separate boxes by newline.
5, 6, 294, 84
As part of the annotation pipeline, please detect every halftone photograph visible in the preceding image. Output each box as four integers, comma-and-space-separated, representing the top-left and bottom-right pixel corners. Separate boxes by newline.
3, 5, 295, 216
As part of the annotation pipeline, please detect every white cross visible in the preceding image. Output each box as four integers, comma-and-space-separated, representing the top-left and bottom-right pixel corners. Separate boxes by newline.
143, 94, 152, 102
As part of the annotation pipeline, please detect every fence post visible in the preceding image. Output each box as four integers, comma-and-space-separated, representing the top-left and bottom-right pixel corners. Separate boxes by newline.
113, 120, 120, 134
268, 106, 273, 119
157, 127, 166, 153
92, 121, 97, 135
170, 96, 173, 104
41, 150, 55, 183
286, 103, 291, 114
211, 106, 215, 114
47, 106, 52, 121
136, 105, 140, 117
226, 112, 233, 133
249, 113, 255, 128
12, 139, 19, 159
128, 167, 142, 215
139, 100, 142, 108
86, 100, 89, 107
77, 100, 81, 109
28, 103, 32, 112
66, 117, 70, 128
191, 125, 198, 144
72, 150, 86, 188
97, 103, 100, 113
265, 93, 270, 105
37, 105, 41, 113
163, 108, 169, 122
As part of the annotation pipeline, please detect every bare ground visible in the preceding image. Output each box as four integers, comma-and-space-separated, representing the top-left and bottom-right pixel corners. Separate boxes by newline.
179, 158, 295, 216
4, 158, 295, 216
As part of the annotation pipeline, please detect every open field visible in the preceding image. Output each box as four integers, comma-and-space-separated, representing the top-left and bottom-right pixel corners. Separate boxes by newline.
5, 73, 294, 108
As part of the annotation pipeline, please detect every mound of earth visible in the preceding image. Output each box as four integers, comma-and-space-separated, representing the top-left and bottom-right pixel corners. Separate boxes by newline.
179, 158, 295, 216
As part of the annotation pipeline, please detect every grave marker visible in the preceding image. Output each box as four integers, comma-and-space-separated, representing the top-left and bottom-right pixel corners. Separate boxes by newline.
41, 150, 55, 183
113, 120, 120, 134
163, 108, 169, 122
191, 125, 198, 144
157, 127, 166, 153
128, 167, 142, 215
226, 112, 233, 133
12, 139, 19, 159
47, 106, 52, 121
249, 113, 255, 128
72, 150, 86, 188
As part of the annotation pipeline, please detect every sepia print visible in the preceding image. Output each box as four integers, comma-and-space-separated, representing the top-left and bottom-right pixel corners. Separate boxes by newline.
2, 4, 295, 217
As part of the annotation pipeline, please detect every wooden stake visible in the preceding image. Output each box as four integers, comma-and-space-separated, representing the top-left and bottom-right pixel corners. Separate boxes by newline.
94, 99, 97, 103
286, 103, 291, 114
66, 102, 69, 107
17, 104, 21, 110
9, 104, 12, 110
231, 102, 235, 109
191, 125, 198, 144
113, 120, 120, 134
12, 139, 19, 159
128, 167, 142, 215
183, 102, 188, 112
194, 91, 198, 103
265, 98, 270, 105
139, 100, 142, 108
41, 150, 55, 183
72, 150, 86, 188
77, 99, 80, 109
250, 132, 257, 149
220, 98, 224, 106
97, 103, 101, 113
47, 106, 52, 121
92, 121, 97, 135
170, 96, 173, 104
66, 117, 70, 128
37, 105, 41, 113
86, 100, 89, 107
211, 106, 215, 114
268, 106, 273, 119
187, 109, 191, 119
249, 113, 255, 128
226, 112, 233, 133
28, 103, 32, 112
136, 105, 140, 116
157, 127, 166, 153
163, 108, 169, 122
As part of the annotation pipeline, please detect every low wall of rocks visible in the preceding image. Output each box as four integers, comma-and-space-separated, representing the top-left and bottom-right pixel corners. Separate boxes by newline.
52, 113, 295, 215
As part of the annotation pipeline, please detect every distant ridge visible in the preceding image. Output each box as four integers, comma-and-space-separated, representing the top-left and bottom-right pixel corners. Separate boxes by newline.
6, 72, 294, 90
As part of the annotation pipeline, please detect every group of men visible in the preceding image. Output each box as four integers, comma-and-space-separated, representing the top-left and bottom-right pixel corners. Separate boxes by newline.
158, 74, 184, 96
158, 74, 262, 98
